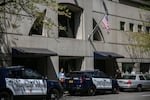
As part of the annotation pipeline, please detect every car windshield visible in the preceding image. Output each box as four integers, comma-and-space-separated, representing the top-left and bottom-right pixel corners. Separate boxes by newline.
122, 75, 136, 79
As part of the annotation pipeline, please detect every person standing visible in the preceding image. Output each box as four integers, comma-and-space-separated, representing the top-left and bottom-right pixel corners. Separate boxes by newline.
58, 68, 65, 88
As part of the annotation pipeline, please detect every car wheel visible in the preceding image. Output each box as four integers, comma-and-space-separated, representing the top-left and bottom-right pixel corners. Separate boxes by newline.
47, 89, 60, 100
119, 88, 124, 92
137, 85, 142, 92
69, 91, 75, 96
0, 91, 13, 100
87, 86, 96, 96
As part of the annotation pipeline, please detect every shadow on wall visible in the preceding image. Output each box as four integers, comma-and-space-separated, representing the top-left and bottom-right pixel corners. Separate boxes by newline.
0, 33, 11, 67
47, 57, 58, 80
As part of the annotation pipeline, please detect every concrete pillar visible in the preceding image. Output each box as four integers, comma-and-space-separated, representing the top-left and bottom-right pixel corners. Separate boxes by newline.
133, 63, 140, 73
47, 56, 59, 80
81, 57, 93, 71
117, 62, 122, 71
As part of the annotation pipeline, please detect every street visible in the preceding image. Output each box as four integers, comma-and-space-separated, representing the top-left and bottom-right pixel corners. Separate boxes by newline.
60, 91, 150, 100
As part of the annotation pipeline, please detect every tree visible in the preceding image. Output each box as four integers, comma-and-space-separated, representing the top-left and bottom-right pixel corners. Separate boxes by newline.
0, 0, 70, 32
0, 0, 70, 66
130, 14, 150, 52
124, 1, 150, 64
126, 0, 150, 53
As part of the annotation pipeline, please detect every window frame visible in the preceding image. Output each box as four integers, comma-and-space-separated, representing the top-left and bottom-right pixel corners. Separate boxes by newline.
120, 21, 125, 31
138, 25, 142, 32
146, 26, 150, 33
58, 3, 83, 39
129, 23, 134, 32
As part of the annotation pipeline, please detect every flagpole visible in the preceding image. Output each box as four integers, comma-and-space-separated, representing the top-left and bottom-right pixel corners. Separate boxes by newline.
88, 15, 105, 40
88, 0, 109, 40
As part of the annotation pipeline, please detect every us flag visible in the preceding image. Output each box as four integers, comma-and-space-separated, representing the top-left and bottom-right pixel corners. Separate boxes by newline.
102, 15, 109, 33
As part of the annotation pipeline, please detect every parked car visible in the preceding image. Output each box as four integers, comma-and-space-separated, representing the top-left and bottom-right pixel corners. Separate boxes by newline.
65, 70, 119, 96
117, 73, 150, 92
0, 66, 63, 100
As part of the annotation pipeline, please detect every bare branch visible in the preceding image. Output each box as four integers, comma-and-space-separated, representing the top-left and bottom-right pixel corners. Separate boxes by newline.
0, 0, 15, 6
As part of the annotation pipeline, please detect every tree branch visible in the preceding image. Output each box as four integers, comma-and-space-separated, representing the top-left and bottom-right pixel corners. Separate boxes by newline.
0, 0, 15, 6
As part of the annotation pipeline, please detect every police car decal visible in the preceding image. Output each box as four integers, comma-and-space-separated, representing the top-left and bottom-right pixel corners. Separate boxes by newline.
5, 78, 47, 95
92, 78, 112, 89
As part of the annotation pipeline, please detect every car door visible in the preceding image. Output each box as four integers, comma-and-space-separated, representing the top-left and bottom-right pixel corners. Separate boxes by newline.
99, 71, 112, 89
139, 75, 147, 89
21, 69, 47, 95
5, 68, 47, 96
92, 71, 112, 89
5, 69, 25, 96
143, 75, 150, 89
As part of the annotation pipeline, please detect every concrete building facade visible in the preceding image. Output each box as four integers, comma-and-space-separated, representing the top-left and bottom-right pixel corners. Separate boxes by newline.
0, 0, 150, 79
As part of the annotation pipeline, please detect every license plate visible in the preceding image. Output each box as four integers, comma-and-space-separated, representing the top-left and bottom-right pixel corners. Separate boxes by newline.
69, 80, 73, 83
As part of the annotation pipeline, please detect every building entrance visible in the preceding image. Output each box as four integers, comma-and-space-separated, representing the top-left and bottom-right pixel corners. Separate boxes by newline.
12, 57, 47, 76
59, 56, 83, 74
94, 58, 118, 78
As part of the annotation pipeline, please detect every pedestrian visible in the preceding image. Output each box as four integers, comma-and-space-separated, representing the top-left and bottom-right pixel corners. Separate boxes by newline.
58, 68, 65, 88
115, 69, 121, 79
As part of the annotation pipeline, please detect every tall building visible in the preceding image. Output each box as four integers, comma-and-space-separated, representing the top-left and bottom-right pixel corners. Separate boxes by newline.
0, 0, 150, 79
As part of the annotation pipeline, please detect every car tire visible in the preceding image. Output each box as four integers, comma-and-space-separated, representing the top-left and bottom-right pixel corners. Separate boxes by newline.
119, 88, 124, 92
69, 91, 75, 96
47, 89, 60, 100
87, 86, 96, 96
137, 85, 142, 92
0, 91, 13, 100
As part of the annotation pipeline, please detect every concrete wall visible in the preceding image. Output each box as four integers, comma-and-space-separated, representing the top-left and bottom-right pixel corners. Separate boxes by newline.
92, 0, 150, 73
93, 0, 150, 57
1, 0, 150, 76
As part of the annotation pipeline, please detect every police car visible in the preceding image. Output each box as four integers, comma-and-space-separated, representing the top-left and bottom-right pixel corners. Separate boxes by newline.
65, 70, 118, 96
0, 66, 63, 100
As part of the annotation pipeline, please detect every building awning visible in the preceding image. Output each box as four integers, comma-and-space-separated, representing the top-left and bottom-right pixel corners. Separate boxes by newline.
94, 51, 124, 59
12, 47, 57, 57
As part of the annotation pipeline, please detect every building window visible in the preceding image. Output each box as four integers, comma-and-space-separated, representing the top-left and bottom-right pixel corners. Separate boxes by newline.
146, 26, 150, 33
129, 23, 134, 32
138, 25, 142, 32
120, 21, 125, 31
122, 63, 134, 73
140, 63, 150, 74
59, 56, 83, 74
93, 19, 102, 41
58, 4, 82, 39
29, 10, 46, 36
58, 10, 75, 38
